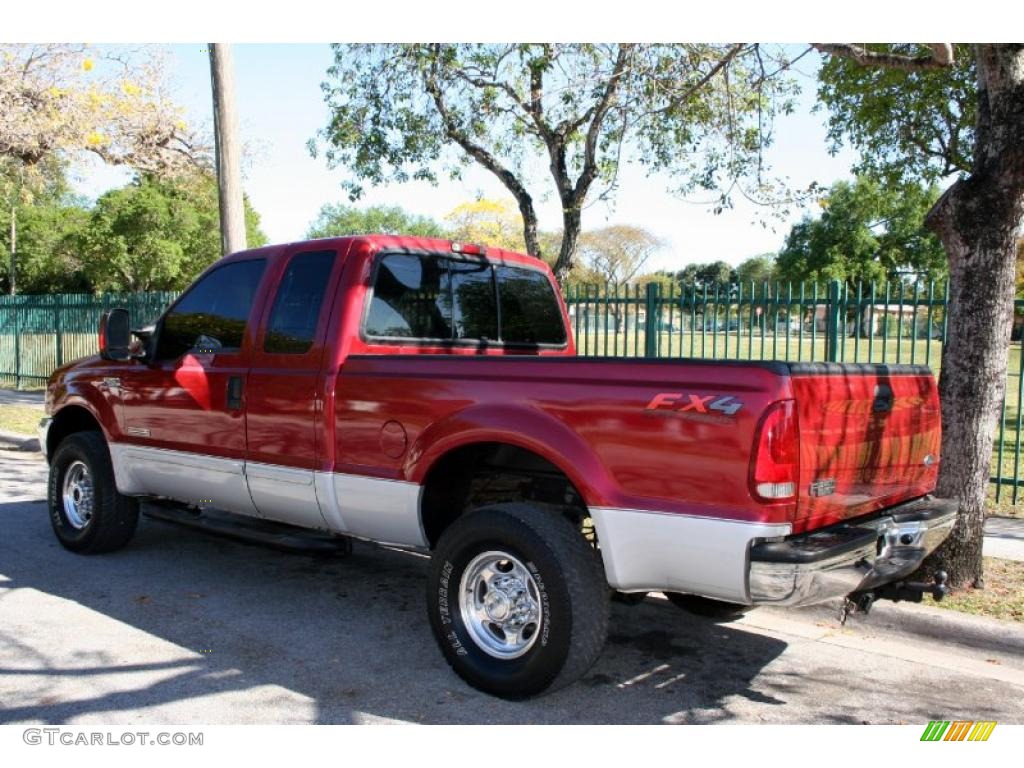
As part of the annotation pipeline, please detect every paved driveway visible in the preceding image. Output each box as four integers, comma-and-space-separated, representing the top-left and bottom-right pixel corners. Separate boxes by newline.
1, 448, 1022, 724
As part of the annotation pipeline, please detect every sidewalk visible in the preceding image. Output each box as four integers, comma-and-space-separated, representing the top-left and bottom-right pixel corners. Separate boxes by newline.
984, 515, 1024, 561
0, 388, 44, 409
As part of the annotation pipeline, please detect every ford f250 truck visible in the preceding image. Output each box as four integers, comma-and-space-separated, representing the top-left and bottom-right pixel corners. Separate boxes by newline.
40, 234, 957, 699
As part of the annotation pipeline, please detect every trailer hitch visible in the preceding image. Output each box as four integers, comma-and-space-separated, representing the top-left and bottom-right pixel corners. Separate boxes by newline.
839, 570, 949, 625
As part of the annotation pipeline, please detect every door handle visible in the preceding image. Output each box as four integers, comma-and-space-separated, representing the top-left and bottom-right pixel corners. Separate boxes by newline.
227, 376, 244, 410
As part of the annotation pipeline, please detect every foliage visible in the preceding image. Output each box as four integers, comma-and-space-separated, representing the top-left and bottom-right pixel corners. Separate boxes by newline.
577, 225, 663, 289
306, 203, 445, 239
0, 44, 208, 176
77, 173, 266, 292
735, 254, 777, 286
0, 157, 90, 293
817, 44, 975, 187
775, 176, 947, 287
673, 261, 736, 290
445, 198, 524, 251
313, 44, 802, 280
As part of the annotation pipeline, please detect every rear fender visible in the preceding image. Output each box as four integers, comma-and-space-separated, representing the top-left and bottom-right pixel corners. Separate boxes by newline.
407, 403, 613, 508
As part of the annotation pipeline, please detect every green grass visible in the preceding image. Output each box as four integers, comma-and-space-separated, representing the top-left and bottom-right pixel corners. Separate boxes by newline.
0, 404, 42, 436
924, 557, 1024, 623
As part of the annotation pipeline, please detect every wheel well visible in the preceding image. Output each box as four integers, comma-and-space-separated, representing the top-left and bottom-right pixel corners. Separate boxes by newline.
420, 442, 590, 548
47, 406, 103, 460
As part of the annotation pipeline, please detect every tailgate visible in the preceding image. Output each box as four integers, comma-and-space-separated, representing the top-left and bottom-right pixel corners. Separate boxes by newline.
788, 363, 941, 531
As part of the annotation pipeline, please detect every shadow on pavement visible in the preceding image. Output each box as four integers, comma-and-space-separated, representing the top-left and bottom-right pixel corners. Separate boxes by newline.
0, 498, 793, 724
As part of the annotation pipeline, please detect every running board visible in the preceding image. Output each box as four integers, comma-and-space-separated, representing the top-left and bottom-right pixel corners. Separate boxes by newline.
143, 502, 353, 555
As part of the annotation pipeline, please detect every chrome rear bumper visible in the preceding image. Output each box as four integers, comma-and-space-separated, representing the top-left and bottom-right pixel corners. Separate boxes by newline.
748, 496, 957, 607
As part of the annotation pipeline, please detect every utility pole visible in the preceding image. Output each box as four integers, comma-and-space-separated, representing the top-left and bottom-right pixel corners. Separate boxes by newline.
208, 44, 246, 256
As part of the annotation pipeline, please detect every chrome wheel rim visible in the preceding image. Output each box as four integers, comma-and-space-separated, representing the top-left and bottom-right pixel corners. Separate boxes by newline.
458, 550, 543, 659
62, 460, 94, 530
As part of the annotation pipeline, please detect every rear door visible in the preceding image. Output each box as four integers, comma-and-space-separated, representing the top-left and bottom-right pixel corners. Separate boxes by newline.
789, 363, 941, 530
245, 247, 343, 528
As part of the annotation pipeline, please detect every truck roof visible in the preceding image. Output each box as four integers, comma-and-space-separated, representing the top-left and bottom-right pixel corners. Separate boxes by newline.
218, 234, 551, 273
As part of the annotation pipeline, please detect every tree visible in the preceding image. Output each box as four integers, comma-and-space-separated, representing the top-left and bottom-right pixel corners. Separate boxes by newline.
314, 44, 801, 283
774, 176, 946, 287
0, 158, 90, 293
735, 254, 777, 294
445, 198, 525, 251
817, 43, 1024, 589
577, 225, 663, 331
306, 203, 445, 239
0, 44, 208, 292
78, 173, 266, 292
675, 261, 736, 291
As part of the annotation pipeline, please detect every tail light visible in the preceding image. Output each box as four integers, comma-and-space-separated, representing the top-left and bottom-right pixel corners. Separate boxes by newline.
750, 399, 799, 502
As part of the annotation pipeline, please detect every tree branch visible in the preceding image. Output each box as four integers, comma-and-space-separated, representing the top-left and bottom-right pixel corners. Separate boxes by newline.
812, 43, 955, 72
423, 48, 541, 256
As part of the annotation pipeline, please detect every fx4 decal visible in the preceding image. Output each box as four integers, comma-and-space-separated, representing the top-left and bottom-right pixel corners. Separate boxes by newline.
644, 392, 744, 417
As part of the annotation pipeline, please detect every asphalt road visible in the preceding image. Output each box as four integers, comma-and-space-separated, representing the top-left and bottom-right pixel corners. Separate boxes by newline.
2, 448, 1023, 725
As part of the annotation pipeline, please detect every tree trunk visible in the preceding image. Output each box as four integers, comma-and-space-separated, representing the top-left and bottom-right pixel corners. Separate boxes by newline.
554, 204, 583, 285
8, 204, 15, 296
921, 44, 1024, 589
517, 198, 541, 260
209, 44, 247, 256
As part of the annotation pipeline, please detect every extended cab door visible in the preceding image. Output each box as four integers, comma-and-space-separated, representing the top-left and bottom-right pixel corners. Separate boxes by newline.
118, 257, 269, 515
244, 247, 344, 529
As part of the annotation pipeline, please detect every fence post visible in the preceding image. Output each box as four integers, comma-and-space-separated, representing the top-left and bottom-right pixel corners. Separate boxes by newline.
13, 299, 20, 389
644, 282, 660, 358
826, 279, 842, 363
54, 295, 63, 368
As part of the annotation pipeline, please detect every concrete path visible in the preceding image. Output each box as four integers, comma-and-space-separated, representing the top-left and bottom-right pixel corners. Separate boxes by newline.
1, 448, 1022, 725
985, 516, 1024, 561
0, 389, 44, 409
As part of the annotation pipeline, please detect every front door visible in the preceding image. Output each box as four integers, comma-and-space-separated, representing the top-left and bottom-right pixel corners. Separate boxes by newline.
119, 257, 269, 515
245, 247, 343, 528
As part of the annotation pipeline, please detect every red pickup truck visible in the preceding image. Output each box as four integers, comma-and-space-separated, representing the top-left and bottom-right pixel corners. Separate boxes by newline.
40, 235, 956, 698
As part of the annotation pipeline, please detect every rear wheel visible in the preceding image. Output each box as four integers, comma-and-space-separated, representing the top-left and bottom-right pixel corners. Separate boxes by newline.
427, 502, 609, 699
48, 432, 139, 554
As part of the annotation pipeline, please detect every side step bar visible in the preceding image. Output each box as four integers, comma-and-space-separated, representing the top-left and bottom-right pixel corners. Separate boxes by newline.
143, 502, 353, 556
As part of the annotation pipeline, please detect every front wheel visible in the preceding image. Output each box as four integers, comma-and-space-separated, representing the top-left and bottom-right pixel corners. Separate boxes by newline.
48, 431, 139, 554
427, 503, 610, 699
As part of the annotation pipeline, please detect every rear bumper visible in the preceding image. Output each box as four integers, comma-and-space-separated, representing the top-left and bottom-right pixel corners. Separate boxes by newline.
748, 496, 957, 607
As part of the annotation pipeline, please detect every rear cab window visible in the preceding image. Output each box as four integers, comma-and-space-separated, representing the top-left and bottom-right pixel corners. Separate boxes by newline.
364, 252, 564, 347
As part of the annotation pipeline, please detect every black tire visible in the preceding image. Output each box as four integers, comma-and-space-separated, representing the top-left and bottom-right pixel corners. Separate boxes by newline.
427, 502, 610, 699
48, 431, 139, 554
664, 592, 753, 622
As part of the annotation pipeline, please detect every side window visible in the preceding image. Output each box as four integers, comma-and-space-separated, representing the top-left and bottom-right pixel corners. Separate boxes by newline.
450, 260, 497, 340
366, 254, 452, 339
496, 266, 566, 345
155, 259, 266, 361
264, 250, 336, 354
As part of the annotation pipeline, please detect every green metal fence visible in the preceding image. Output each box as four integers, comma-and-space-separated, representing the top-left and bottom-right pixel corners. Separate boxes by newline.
0, 282, 1020, 504
0, 291, 178, 389
566, 279, 1024, 506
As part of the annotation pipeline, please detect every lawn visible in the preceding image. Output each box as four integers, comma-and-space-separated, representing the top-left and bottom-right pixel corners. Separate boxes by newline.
0, 404, 43, 436
924, 557, 1024, 623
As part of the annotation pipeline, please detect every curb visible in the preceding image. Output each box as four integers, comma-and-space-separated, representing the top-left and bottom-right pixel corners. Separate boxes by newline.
772, 598, 1024, 657
0, 430, 41, 453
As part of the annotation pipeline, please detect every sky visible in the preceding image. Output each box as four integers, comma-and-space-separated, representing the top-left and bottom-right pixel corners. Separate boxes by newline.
74, 44, 861, 274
